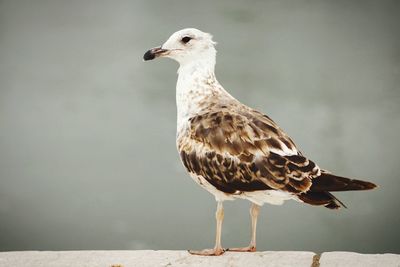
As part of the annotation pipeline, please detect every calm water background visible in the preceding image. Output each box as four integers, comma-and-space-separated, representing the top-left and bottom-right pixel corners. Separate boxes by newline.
1, 0, 399, 253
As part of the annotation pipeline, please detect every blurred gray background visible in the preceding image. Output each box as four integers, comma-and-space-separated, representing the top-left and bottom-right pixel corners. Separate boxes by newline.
0, 0, 399, 253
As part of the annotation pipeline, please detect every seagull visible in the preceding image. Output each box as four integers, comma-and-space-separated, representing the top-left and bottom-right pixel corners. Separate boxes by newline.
143, 28, 377, 256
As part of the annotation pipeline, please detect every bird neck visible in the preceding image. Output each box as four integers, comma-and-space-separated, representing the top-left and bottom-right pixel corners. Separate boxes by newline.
175, 58, 233, 132
177, 55, 216, 76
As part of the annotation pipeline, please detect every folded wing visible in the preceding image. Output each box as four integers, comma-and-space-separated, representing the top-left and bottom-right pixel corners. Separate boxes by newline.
178, 107, 320, 195
178, 106, 376, 209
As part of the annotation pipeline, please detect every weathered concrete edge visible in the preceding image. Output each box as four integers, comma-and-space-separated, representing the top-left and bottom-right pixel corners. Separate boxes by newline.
319, 251, 400, 267
0, 250, 399, 267
0, 250, 316, 267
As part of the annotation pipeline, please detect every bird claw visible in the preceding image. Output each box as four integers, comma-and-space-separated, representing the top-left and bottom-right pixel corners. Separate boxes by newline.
227, 246, 256, 252
188, 247, 226, 256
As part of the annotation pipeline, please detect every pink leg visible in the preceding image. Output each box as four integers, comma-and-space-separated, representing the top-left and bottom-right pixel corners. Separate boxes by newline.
188, 201, 225, 256
228, 203, 260, 252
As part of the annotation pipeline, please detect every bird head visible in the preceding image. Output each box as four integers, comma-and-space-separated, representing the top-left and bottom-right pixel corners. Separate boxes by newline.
143, 28, 216, 66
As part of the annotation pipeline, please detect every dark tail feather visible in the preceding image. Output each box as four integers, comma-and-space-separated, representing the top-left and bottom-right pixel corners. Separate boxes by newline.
298, 191, 343, 209
310, 172, 377, 192
299, 173, 377, 209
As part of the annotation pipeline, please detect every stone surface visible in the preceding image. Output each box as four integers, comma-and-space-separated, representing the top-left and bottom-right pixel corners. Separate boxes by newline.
0, 250, 399, 267
319, 251, 400, 267
0, 250, 315, 267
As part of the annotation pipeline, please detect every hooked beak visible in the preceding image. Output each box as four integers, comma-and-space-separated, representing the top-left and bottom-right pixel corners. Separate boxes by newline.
143, 46, 169, 61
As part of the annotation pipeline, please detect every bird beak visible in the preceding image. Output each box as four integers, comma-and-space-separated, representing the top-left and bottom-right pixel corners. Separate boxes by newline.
143, 46, 169, 61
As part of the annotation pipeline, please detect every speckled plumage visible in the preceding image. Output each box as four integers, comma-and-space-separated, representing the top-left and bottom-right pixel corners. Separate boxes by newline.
176, 88, 320, 205
144, 28, 377, 255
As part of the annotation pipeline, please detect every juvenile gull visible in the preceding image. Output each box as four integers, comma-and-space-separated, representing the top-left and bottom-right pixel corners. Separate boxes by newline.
143, 28, 377, 256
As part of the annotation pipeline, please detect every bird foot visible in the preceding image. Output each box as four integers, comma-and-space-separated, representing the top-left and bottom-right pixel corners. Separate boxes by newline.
227, 245, 256, 252
188, 247, 225, 256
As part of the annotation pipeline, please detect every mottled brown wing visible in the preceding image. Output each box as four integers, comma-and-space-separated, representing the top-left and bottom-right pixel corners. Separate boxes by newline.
178, 108, 320, 194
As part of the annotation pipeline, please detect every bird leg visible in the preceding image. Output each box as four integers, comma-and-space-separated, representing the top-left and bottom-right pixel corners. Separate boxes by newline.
188, 201, 225, 256
228, 203, 260, 252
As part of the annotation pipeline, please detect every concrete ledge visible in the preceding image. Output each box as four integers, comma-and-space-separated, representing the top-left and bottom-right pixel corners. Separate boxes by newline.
319, 251, 400, 267
0, 250, 398, 267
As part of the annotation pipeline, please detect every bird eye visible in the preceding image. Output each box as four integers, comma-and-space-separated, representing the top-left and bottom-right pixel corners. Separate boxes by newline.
181, 36, 192, 44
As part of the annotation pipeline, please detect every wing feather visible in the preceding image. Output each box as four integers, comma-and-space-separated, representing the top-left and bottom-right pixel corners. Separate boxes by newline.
178, 107, 320, 194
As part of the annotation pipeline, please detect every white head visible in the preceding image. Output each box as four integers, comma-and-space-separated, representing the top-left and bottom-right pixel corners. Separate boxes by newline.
143, 28, 217, 67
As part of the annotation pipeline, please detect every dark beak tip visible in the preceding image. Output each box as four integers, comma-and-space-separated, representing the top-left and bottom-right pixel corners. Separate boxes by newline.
143, 49, 155, 61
